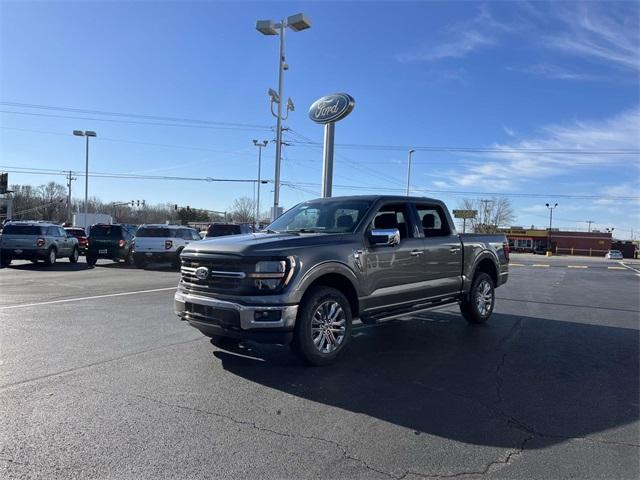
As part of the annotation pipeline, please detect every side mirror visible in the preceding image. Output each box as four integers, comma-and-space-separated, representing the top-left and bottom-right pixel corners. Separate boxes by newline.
368, 228, 400, 247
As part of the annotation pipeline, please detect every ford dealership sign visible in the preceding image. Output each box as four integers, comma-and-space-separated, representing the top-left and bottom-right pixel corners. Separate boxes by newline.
308, 93, 355, 124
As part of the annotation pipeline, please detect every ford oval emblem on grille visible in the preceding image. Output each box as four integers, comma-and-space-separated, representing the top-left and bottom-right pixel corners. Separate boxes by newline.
194, 266, 209, 280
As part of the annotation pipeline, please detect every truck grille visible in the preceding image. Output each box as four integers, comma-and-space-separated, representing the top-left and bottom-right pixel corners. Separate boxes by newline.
180, 256, 246, 292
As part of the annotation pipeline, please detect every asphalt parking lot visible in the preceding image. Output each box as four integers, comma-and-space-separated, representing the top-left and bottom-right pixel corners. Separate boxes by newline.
1, 255, 638, 479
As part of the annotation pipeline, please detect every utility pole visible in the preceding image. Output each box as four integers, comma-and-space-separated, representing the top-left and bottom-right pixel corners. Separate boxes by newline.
406, 149, 415, 196
586, 220, 594, 232
479, 199, 492, 231
65, 170, 76, 224
546, 203, 558, 254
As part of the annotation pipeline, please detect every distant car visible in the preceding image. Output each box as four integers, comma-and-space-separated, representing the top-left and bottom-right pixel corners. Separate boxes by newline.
532, 245, 547, 255
0, 221, 80, 266
132, 224, 201, 269
205, 223, 252, 238
199, 230, 207, 239
86, 223, 137, 266
605, 250, 623, 260
64, 227, 88, 254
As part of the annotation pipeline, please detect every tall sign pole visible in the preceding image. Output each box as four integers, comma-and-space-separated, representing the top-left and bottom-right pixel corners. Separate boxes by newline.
308, 93, 355, 198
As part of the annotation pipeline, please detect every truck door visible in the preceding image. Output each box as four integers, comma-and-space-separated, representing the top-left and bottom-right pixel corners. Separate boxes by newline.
414, 203, 463, 297
362, 202, 428, 310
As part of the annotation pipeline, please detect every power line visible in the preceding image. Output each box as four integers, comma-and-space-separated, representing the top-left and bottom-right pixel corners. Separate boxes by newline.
0, 110, 272, 132
0, 101, 271, 129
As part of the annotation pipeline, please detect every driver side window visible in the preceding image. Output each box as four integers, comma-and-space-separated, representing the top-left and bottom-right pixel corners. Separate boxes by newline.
369, 204, 414, 240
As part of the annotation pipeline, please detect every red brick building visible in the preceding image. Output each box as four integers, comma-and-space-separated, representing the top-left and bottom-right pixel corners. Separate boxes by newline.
499, 227, 613, 256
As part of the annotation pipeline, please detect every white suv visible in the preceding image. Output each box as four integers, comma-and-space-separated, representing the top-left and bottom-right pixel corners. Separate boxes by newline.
132, 225, 201, 269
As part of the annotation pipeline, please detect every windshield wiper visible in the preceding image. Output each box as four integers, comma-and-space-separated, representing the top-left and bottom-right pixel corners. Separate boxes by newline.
286, 228, 323, 233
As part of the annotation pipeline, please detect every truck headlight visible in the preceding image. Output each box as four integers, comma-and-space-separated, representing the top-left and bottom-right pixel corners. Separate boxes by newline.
249, 259, 293, 291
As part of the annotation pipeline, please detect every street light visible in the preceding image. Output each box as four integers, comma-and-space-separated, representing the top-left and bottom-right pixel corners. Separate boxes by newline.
256, 12, 311, 220
73, 130, 97, 228
253, 139, 268, 229
406, 149, 416, 196
545, 202, 558, 253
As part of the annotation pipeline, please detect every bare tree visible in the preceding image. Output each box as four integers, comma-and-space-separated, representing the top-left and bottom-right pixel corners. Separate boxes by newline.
459, 197, 515, 233
229, 197, 256, 223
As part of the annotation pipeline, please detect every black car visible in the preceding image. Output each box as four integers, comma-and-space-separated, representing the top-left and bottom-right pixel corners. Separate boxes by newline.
86, 223, 137, 266
205, 222, 252, 238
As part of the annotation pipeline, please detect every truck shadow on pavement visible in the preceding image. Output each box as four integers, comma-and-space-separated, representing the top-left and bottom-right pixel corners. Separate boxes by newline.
4, 262, 89, 272
215, 312, 639, 449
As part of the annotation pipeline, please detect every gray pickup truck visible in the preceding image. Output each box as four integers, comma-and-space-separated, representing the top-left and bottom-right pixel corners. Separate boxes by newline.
175, 195, 509, 365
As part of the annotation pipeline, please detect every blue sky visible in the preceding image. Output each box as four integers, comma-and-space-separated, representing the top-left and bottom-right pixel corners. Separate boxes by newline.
1, 1, 638, 237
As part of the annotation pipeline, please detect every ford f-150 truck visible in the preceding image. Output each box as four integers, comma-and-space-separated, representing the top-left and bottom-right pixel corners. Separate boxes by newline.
175, 195, 509, 365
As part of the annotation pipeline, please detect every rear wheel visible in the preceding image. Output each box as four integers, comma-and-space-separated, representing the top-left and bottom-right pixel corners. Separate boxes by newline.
124, 250, 135, 266
44, 247, 57, 266
172, 248, 183, 270
460, 272, 495, 324
69, 247, 79, 263
86, 254, 97, 266
291, 286, 352, 366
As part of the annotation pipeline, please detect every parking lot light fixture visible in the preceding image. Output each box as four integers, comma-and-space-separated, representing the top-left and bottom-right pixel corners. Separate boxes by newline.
256, 12, 311, 220
253, 139, 269, 229
73, 130, 97, 228
545, 203, 558, 252
406, 149, 416, 196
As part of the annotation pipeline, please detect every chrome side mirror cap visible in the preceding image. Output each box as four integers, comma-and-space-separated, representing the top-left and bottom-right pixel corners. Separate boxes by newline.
368, 228, 400, 247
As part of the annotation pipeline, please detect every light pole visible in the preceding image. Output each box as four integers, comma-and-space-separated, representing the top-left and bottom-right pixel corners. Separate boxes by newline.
253, 139, 268, 228
73, 130, 96, 228
256, 13, 311, 219
545, 202, 558, 253
406, 149, 415, 196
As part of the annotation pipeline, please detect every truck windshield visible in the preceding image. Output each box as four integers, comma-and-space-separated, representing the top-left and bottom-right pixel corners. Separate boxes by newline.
268, 200, 372, 234
136, 227, 172, 237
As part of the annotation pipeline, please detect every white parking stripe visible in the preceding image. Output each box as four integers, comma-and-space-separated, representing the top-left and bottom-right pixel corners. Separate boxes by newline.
607, 266, 626, 270
567, 265, 588, 269
620, 262, 640, 274
532, 264, 550, 267
0, 287, 176, 310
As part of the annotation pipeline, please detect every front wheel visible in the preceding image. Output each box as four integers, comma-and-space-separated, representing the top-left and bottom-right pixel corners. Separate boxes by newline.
460, 272, 495, 324
69, 247, 79, 263
291, 286, 352, 366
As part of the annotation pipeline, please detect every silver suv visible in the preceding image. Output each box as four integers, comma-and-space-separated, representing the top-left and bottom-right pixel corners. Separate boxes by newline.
0, 221, 80, 267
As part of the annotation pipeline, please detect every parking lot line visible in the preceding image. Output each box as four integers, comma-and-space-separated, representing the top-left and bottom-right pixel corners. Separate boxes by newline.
0, 287, 177, 311
567, 265, 588, 269
607, 266, 627, 270
532, 264, 550, 267
620, 262, 640, 274
509, 263, 525, 266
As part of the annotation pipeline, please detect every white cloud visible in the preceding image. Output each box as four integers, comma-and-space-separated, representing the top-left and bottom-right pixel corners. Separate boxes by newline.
502, 125, 516, 137
544, 3, 640, 71
434, 108, 640, 191
396, 6, 510, 63
510, 63, 603, 81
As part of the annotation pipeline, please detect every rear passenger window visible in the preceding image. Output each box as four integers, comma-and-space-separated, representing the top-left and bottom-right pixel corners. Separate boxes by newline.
416, 205, 451, 237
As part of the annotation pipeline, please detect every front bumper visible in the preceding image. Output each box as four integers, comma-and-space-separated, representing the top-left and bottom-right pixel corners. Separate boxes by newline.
175, 289, 298, 344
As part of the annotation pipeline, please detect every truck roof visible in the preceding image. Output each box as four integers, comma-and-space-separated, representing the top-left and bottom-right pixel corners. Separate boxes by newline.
303, 195, 442, 204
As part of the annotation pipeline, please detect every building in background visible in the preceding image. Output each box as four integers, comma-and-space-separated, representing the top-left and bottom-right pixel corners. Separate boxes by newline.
499, 227, 613, 257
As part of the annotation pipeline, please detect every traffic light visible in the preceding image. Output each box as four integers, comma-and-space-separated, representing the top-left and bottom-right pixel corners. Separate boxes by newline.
0, 173, 8, 194
174, 204, 178, 210
186, 206, 191, 211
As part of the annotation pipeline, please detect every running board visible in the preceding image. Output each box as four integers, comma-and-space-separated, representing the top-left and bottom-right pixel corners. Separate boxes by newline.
363, 296, 460, 323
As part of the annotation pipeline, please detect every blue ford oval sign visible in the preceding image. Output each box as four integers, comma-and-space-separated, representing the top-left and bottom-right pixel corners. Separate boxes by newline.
308, 93, 355, 124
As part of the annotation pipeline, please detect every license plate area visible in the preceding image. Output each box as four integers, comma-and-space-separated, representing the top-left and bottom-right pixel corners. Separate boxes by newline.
99, 249, 107, 254
14, 249, 23, 254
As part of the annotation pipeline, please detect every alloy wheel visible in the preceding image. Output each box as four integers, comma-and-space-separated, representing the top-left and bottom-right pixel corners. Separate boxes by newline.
310, 301, 346, 354
476, 280, 493, 316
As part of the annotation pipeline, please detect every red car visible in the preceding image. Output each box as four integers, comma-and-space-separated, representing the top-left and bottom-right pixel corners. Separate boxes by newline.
64, 227, 88, 254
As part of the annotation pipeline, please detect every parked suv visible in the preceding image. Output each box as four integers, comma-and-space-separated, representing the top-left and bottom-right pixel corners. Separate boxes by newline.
64, 227, 88, 255
86, 223, 137, 266
133, 224, 201, 269
175, 195, 509, 365
205, 223, 252, 238
0, 221, 80, 267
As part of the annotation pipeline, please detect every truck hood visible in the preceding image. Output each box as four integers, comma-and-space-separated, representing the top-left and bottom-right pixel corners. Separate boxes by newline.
182, 232, 347, 257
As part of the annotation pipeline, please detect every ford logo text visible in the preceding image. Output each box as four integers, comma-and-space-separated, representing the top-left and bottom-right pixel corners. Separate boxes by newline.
308, 93, 355, 124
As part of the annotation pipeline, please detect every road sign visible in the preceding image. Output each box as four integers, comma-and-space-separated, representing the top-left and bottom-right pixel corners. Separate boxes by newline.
452, 209, 477, 219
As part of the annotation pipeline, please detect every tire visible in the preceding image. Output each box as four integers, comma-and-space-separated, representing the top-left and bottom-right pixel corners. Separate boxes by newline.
291, 286, 352, 366
69, 247, 79, 264
460, 272, 495, 324
172, 249, 183, 270
124, 250, 135, 266
44, 247, 57, 266
134, 257, 146, 269
86, 254, 97, 266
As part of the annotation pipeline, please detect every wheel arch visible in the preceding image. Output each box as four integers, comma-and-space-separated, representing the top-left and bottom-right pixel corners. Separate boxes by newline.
297, 263, 360, 318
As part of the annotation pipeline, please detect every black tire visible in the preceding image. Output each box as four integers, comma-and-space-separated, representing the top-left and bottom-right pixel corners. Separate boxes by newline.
69, 247, 79, 263
291, 286, 352, 366
124, 250, 135, 266
460, 272, 495, 324
86, 254, 97, 266
44, 247, 57, 266
172, 248, 183, 270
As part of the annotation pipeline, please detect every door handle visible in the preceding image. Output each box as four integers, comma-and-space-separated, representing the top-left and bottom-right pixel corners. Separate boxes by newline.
450, 247, 461, 253
410, 250, 423, 256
